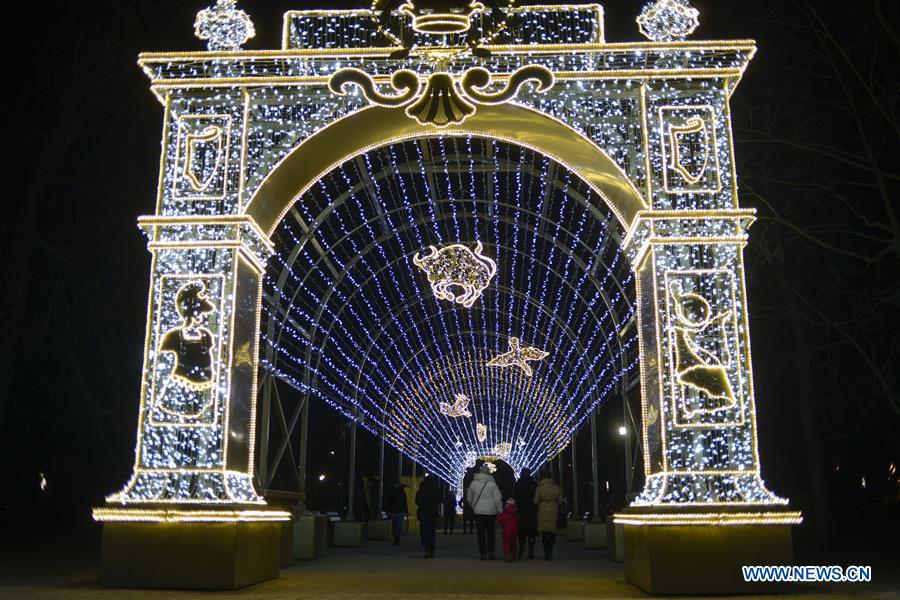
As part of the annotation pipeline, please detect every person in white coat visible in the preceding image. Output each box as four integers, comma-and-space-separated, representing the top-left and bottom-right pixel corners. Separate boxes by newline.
466, 463, 503, 560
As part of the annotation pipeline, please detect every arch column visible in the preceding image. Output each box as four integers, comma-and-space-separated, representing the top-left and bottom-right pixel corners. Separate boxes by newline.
616, 210, 801, 593
92, 215, 288, 589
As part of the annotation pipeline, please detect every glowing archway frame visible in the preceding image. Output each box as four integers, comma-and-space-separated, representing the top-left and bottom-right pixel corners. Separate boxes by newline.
96, 5, 802, 545
246, 103, 647, 237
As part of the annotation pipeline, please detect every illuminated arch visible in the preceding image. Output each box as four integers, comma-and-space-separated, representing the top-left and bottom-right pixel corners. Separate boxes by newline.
245, 103, 647, 236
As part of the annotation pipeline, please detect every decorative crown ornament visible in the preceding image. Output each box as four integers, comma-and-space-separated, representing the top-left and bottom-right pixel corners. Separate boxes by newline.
636, 0, 700, 42
194, 0, 256, 51
370, 0, 517, 59
400, 0, 486, 34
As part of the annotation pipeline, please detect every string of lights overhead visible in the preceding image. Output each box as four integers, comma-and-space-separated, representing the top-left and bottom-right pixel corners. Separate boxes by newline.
261, 136, 637, 487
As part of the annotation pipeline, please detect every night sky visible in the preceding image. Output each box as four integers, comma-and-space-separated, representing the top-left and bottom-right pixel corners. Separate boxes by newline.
1, 0, 897, 552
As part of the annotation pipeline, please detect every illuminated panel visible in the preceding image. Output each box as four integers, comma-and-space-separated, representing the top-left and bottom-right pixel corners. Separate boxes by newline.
283, 4, 604, 51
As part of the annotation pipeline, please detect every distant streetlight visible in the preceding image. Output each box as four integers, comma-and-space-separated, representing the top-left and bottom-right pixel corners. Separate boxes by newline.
618, 426, 627, 436
318, 474, 326, 482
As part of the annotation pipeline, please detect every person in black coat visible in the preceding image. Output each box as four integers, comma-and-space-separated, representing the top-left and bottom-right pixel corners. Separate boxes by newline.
512, 467, 538, 559
385, 480, 408, 544
442, 489, 457, 534
415, 475, 442, 558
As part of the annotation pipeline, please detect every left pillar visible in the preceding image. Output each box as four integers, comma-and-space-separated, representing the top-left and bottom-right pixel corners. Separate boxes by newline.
93, 215, 289, 589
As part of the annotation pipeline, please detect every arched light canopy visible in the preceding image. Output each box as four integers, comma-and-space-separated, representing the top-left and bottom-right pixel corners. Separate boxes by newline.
262, 136, 638, 486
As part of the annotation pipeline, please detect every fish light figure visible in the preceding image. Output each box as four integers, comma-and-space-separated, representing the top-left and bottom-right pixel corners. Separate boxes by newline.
413, 241, 497, 308
487, 337, 548, 377
669, 282, 737, 415
440, 393, 473, 418
492, 442, 512, 459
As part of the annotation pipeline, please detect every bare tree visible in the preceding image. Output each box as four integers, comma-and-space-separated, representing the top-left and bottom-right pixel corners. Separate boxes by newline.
730, 0, 900, 544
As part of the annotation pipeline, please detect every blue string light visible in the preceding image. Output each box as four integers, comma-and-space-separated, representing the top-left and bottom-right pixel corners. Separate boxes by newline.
263, 136, 636, 486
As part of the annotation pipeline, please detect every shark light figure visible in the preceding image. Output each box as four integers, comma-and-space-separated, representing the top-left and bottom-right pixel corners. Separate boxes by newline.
440, 393, 473, 418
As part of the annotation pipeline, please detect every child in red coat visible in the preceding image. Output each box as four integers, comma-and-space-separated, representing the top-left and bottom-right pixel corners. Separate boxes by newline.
496, 498, 519, 562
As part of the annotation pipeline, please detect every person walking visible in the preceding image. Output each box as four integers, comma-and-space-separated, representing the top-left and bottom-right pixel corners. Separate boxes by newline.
496, 498, 519, 562
458, 495, 475, 534
466, 463, 503, 560
512, 467, 538, 559
442, 489, 457, 535
459, 463, 477, 534
534, 471, 562, 560
415, 475, 442, 558
385, 480, 408, 544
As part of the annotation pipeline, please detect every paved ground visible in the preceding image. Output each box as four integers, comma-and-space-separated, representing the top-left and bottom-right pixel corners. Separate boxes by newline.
2, 531, 897, 599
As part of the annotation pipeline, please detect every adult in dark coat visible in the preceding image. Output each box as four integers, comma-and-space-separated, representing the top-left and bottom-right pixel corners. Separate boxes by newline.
458, 495, 475, 533
415, 475, 442, 558
385, 481, 408, 544
442, 489, 457, 534
512, 467, 538, 559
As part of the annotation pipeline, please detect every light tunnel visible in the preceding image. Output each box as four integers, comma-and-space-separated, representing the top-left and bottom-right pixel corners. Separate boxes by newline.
260, 135, 638, 488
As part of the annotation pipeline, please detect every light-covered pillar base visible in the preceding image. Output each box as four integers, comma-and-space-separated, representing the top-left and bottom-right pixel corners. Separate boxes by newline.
616, 506, 799, 595
96, 510, 289, 590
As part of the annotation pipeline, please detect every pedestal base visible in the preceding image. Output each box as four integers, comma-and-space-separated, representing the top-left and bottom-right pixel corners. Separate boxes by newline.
333, 521, 367, 547
279, 520, 294, 566
367, 519, 392, 541
623, 524, 793, 594
565, 520, 584, 541
100, 521, 282, 590
583, 522, 607, 548
607, 521, 624, 562
293, 515, 328, 560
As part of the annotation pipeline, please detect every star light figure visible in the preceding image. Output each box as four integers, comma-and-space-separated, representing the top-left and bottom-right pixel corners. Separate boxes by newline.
636, 0, 699, 42
440, 393, 473, 418
194, 0, 256, 51
487, 337, 549, 377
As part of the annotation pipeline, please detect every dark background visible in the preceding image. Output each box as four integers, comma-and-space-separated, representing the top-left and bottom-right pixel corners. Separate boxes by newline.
1, 0, 898, 562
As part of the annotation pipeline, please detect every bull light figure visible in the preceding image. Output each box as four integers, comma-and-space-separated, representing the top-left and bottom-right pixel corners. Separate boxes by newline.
413, 241, 497, 308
